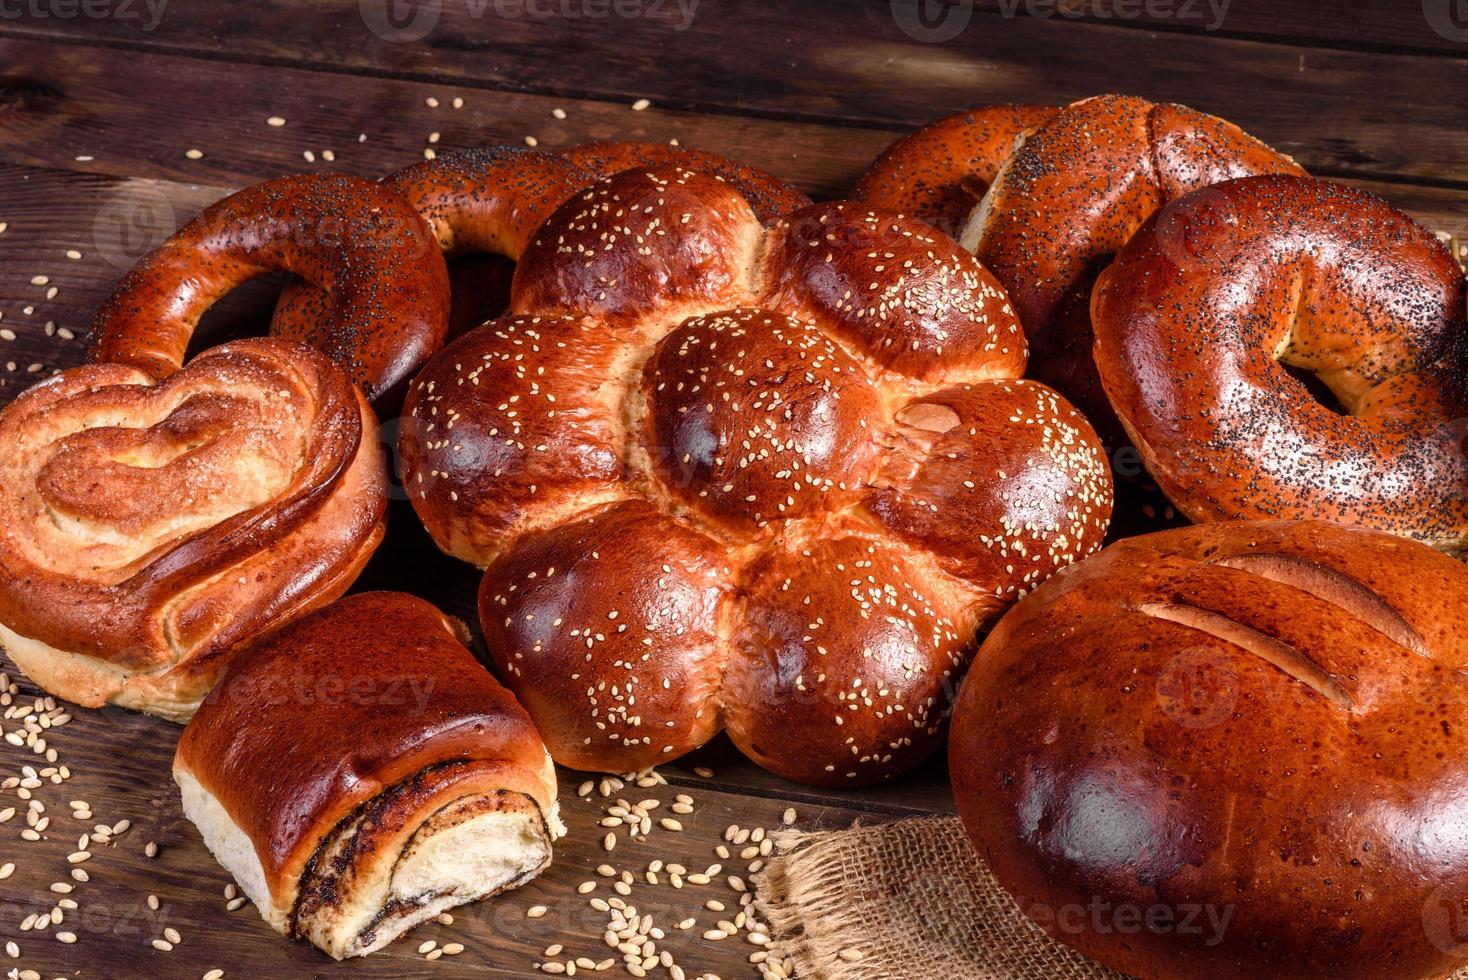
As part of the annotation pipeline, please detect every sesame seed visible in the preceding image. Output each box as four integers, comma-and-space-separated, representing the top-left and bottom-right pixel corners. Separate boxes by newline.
631, 98, 651, 111
152, 939, 173, 952
525, 136, 540, 147
553, 108, 567, 119
527, 905, 548, 919
56, 932, 76, 944
839, 947, 864, 962
266, 116, 286, 127
185, 149, 203, 160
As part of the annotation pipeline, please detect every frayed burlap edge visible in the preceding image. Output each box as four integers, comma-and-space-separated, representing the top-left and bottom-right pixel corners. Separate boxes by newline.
754, 817, 1468, 980
753, 816, 1127, 980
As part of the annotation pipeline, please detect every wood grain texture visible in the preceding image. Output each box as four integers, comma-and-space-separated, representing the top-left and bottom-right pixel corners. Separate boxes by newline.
964, 0, 1468, 55
2, 2, 1465, 183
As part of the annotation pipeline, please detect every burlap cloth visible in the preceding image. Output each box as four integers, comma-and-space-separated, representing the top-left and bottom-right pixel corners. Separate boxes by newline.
754, 817, 1121, 979
754, 816, 1468, 980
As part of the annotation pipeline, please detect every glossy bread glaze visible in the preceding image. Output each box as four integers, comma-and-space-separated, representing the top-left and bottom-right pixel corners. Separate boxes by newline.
950, 520, 1468, 980
176, 591, 556, 900
401, 164, 1114, 786
852, 104, 1058, 237
563, 140, 811, 224
1092, 175, 1468, 551
384, 146, 592, 259
91, 173, 451, 405
859, 95, 1302, 439
0, 338, 387, 719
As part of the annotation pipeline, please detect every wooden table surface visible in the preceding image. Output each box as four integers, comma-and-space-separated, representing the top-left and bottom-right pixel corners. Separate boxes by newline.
0, 2, 1460, 977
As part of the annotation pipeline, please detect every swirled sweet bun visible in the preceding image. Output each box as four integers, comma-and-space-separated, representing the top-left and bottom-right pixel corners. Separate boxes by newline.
174, 592, 559, 959
951, 520, 1468, 980
0, 338, 387, 720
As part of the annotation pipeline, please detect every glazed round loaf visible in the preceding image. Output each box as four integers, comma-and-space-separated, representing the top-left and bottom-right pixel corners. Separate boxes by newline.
0, 338, 388, 720
951, 520, 1468, 980
402, 165, 1115, 786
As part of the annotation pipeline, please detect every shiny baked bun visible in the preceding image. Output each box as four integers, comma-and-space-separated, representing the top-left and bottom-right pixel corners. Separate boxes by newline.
1093, 175, 1468, 552
175, 592, 559, 959
271, 148, 591, 345
402, 166, 1114, 786
852, 104, 1057, 237
951, 520, 1468, 980
91, 174, 450, 407
962, 94, 1304, 432
562, 140, 811, 224
0, 338, 387, 720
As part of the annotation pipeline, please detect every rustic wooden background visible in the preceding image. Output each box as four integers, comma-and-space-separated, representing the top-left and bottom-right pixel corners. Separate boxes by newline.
0, 1, 1461, 977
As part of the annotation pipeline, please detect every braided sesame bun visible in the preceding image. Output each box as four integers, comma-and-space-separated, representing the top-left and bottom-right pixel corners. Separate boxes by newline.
401, 165, 1113, 786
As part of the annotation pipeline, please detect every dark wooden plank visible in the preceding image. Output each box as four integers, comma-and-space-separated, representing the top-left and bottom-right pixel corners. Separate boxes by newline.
2, 4, 1467, 185
961, 0, 1468, 57
0, 38, 893, 199
0, 655, 878, 978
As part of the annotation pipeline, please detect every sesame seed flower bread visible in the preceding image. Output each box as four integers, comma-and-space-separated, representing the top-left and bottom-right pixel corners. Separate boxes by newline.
1092, 175, 1468, 552
0, 338, 387, 721
951, 520, 1468, 979
173, 592, 560, 960
400, 165, 1115, 787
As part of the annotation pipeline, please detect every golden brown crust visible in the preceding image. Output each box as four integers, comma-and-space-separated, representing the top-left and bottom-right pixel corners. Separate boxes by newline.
510, 167, 764, 329
761, 203, 1028, 384
479, 500, 730, 773
0, 338, 388, 718
91, 174, 450, 406
852, 104, 1058, 237
640, 308, 884, 534
384, 147, 592, 260
400, 163, 1114, 785
563, 140, 810, 225
970, 94, 1304, 432
399, 313, 632, 567
950, 519, 1468, 980
863, 379, 1113, 590
176, 591, 555, 899
1092, 175, 1468, 551
723, 532, 979, 788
